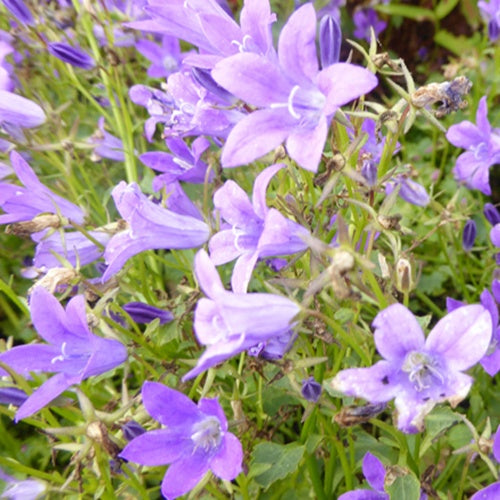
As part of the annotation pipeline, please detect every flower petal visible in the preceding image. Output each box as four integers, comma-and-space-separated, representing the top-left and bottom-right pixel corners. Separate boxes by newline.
425, 304, 492, 371
470, 482, 500, 500
251, 163, 284, 219
141, 382, 201, 428
210, 432, 243, 480
120, 429, 188, 466
213, 180, 260, 228
0, 344, 61, 377
362, 452, 386, 493
231, 250, 260, 293
373, 304, 425, 362
446, 121, 484, 149
195, 249, 225, 298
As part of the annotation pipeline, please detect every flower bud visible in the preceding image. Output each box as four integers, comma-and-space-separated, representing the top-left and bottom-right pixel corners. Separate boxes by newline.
48, 42, 95, 70
2, 0, 34, 26
395, 257, 414, 294
0, 386, 28, 406
301, 376, 322, 403
122, 420, 146, 442
319, 14, 341, 67
462, 219, 477, 251
122, 302, 174, 325
484, 203, 500, 226
361, 158, 377, 187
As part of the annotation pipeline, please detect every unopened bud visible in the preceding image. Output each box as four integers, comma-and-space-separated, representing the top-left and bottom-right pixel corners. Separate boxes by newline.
484, 203, 500, 226
462, 219, 477, 252
319, 15, 341, 67
301, 377, 322, 403
395, 258, 414, 294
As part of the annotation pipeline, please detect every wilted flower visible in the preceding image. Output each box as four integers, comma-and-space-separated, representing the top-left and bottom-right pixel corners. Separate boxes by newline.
120, 382, 243, 499
0, 287, 127, 421
331, 303, 492, 433
182, 250, 300, 380
47, 42, 95, 70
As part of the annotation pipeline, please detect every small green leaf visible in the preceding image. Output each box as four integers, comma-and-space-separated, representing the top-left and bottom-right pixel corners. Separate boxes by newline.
376, 4, 436, 21
250, 442, 305, 489
435, 0, 460, 19
387, 473, 421, 500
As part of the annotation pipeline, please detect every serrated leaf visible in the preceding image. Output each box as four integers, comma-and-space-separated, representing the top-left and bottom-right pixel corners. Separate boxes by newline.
387, 474, 421, 500
250, 442, 305, 489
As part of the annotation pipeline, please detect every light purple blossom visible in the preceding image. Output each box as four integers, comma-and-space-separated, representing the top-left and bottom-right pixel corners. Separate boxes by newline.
119, 382, 243, 499
0, 91, 45, 128
209, 163, 309, 292
385, 174, 430, 207
331, 303, 492, 433
141, 136, 213, 186
446, 96, 500, 195
90, 117, 126, 162
0, 468, 45, 500
136, 35, 182, 78
478, 0, 500, 41
2, 0, 34, 26
462, 219, 477, 251
447, 284, 500, 376
0, 151, 85, 225
212, 4, 378, 171
0, 287, 127, 421
182, 249, 300, 380
102, 182, 209, 281
353, 8, 387, 42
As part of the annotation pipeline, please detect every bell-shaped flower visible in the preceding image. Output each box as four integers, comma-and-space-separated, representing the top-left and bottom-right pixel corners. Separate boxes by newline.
102, 182, 209, 281
0, 151, 85, 225
47, 42, 95, 70
0, 91, 45, 128
0, 287, 127, 421
209, 163, 309, 292
446, 96, 500, 195
120, 382, 243, 499
331, 303, 492, 433
212, 3, 378, 171
182, 250, 300, 380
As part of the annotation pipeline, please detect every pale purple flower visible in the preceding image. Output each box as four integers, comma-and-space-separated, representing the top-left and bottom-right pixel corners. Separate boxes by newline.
319, 14, 341, 67
446, 96, 500, 195
127, 0, 276, 68
32, 230, 111, 270
119, 382, 243, 499
182, 249, 300, 380
136, 35, 182, 78
0, 91, 45, 128
0, 151, 85, 225
141, 136, 213, 186
102, 182, 209, 281
338, 452, 387, 500
478, 0, 500, 41
353, 8, 387, 42
447, 285, 500, 376
90, 117, 125, 162
0, 287, 127, 421
301, 376, 322, 403
0, 37, 14, 91
331, 303, 492, 433
48, 42, 95, 70
247, 329, 296, 360
386, 175, 430, 206
0, 469, 45, 500
209, 163, 309, 292
212, 4, 378, 171
471, 483, 500, 500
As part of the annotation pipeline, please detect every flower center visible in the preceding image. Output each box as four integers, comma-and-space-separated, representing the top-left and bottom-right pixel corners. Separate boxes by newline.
402, 351, 444, 392
471, 141, 488, 160
191, 416, 222, 452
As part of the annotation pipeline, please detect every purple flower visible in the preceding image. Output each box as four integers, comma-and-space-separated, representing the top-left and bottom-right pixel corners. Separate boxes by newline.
331, 303, 492, 433
447, 286, 500, 376
446, 96, 500, 195
0, 151, 85, 225
121, 420, 146, 441
0, 287, 127, 421
338, 452, 387, 499
47, 42, 95, 70
353, 8, 387, 42
0, 91, 45, 128
127, 0, 276, 68
478, 0, 500, 41
301, 376, 322, 403
122, 302, 174, 325
209, 163, 309, 292
385, 175, 430, 206
182, 250, 300, 380
89, 117, 126, 162
212, 3, 378, 172
0, 469, 46, 500
484, 203, 500, 226
136, 35, 182, 78
471, 483, 500, 500
102, 182, 209, 281
462, 219, 477, 251
319, 14, 341, 67
0, 387, 28, 406
2, 0, 34, 26
141, 136, 213, 186
119, 382, 243, 499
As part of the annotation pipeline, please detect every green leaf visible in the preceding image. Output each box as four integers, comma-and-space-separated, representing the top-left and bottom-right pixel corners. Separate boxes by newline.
250, 442, 305, 489
434, 30, 480, 56
387, 473, 421, 500
420, 406, 461, 455
376, 4, 436, 21
435, 0, 460, 19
